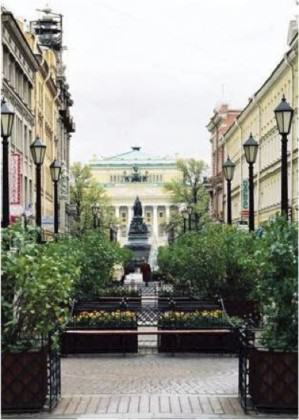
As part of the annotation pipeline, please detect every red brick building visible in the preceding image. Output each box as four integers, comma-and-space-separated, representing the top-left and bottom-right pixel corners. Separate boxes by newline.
206, 104, 240, 221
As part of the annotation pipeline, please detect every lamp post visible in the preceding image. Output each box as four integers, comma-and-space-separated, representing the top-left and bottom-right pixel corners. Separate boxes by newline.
223, 157, 236, 225
91, 203, 100, 229
30, 137, 46, 241
187, 205, 192, 231
274, 95, 294, 219
50, 159, 62, 235
1, 99, 15, 228
243, 133, 258, 231
181, 209, 188, 233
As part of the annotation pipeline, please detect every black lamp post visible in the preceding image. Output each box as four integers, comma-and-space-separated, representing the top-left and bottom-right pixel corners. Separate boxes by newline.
1, 99, 15, 228
187, 205, 192, 231
223, 157, 235, 225
91, 203, 100, 229
181, 209, 188, 233
50, 159, 62, 235
30, 137, 46, 241
274, 95, 294, 219
243, 133, 258, 231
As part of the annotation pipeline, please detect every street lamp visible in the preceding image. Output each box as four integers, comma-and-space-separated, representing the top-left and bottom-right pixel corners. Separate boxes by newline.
181, 209, 188, 233
91, 203, 101, 229
223, 156, 236, 225
243, 133, 258, 231
30, 137, 46, 241
274, 95, 294, 219
50, 159, 62, 235
187, 205, 193, 231
1, 99, 15, 228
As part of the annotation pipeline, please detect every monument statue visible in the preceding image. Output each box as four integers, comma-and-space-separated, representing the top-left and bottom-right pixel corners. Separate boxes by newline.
133, 196, 142, 217
125, 196, 151, 266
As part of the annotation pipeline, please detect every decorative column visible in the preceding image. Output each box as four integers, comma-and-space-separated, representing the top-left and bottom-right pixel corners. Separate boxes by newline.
165, 205, 170, 223
153, 205, 158, 239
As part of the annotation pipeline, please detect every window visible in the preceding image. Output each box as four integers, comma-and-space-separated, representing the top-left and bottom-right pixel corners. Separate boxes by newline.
146, 212, 151, 222
121, 212, 126, 222
159, 212, 163, 218
24, 126, 28, 157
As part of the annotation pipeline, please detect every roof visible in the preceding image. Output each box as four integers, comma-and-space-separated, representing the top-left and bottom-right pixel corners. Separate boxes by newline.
89, 147, 177, 168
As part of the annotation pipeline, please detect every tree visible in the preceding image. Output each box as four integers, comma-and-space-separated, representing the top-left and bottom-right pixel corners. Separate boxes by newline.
70, 163, 115, 235
164, 159, 210, 233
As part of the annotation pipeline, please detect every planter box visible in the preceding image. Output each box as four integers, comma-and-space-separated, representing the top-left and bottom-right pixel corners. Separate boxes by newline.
61, 329, 138, 354
249, 348, 298, 410
158, 329, 238, 353
2, 348, 48, 412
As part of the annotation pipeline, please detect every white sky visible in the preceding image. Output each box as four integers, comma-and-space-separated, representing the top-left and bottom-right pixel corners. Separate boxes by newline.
3, 0, 298, 167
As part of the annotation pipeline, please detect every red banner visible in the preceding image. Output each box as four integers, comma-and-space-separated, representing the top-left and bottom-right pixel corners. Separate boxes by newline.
10, 153, 21, 205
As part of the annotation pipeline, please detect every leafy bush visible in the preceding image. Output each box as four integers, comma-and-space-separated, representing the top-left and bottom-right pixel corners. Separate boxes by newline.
71, 310, 137, 329
253, 216, 298, 350
2, 224, 80, 351
71, 231, 132, 299
158, 224, 257, 299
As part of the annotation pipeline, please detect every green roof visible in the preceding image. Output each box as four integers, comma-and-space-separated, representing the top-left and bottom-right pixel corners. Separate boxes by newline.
89, 147, 177, 168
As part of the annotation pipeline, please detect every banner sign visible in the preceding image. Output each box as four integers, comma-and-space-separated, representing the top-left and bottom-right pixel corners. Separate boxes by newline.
10, 153, 21, 205
241, 179, 249, 210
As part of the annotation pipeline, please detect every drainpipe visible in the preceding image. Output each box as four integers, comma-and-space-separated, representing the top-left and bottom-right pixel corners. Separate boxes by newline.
42, 65, 51, 225
253, 95, 261, 226
235, 119, 242, 222
284, 53, 295, 216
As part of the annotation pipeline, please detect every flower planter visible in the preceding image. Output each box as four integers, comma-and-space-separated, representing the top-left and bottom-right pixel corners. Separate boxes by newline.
249, 348, 298, 410
61, 329, 138, 354
2, 348, 48, 412
158, 329, 238, 353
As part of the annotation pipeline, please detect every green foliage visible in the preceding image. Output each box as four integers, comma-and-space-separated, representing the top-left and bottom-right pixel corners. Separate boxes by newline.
71, 231, 132, 299
2, 223, 80, 351
158, 224, 258, 299
164, 159, 210, 233
70, 162, 114, 235
253, 216, 298, 350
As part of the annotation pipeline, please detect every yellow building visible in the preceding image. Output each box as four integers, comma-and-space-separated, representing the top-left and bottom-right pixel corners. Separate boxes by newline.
89, 147, 181, 263
222, 21, 298, 225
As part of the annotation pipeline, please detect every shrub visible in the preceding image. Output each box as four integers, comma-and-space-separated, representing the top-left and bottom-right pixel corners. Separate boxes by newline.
157, 224, 257, 299
253, 216, 298, 350
71, 231, 132, 299
2, 224, 80, 351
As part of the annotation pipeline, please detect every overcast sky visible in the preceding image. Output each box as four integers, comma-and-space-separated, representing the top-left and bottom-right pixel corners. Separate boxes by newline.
4, 0, 298, 166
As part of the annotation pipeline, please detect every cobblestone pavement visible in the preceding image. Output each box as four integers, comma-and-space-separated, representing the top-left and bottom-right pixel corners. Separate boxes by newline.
61, 354, 238, 396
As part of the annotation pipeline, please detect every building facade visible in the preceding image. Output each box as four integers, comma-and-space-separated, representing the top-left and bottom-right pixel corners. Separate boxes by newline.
2, 10, 39, 221
89, 147, 181, 261
1, 7, 75, 234
207, 104, 240, 221
220, 22, 298, 225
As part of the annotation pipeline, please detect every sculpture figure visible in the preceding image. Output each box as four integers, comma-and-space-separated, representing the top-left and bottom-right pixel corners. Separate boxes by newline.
133, 196, 142, 217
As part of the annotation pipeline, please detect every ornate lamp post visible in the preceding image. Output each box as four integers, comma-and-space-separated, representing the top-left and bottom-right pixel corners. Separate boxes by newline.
30, 137, 46, 242
243, 133, 258, 231
1, 99, 15, 228
181, 209, 188, 233
223, 157, 236, 225
50, 159, 62, 235
187, 205, 193, 231
274, 95, 294, 219
91, 203, 101, 229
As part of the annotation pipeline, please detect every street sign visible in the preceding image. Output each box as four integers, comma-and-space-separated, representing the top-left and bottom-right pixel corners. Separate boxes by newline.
241, 179, 249, 210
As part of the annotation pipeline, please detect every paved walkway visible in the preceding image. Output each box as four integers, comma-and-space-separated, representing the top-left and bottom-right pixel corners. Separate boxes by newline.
52, 353, 244, 418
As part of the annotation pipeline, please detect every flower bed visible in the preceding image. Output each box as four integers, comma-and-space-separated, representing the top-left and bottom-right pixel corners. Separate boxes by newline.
61, 310, 138, 354
158, 310, 239, 353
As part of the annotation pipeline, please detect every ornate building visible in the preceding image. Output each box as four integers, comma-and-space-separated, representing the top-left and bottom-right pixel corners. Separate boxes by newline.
221, 21, 298, 224
207, 104, 240, 221
1, 7, 75, 234
89, 147, 181, 260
